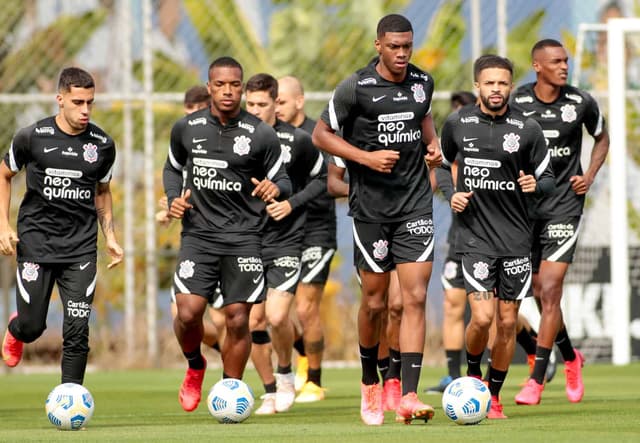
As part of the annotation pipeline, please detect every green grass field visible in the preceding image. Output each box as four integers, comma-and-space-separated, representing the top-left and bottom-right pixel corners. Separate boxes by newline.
1, 363, 639, 442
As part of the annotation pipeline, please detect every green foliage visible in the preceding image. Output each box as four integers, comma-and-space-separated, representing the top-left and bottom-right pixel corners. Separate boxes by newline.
0, 9, 108, 92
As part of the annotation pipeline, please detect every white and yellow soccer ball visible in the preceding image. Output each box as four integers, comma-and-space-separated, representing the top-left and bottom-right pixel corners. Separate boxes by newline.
441, 376, 491, 425
207, 378, 254, 423
45, 383, 95, 430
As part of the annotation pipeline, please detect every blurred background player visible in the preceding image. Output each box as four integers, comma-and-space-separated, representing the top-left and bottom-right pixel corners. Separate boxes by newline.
156, 85, 225, 354
276, 75, 337, 402
512, 39, 609, 406
1, 67, 123, 384
245, 73, 326, 414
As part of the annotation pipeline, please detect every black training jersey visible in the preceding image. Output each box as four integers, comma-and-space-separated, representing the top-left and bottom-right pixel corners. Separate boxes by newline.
441, 105, 554, 256
4, 116, 116, 262
320, 60, 435, 222
510, 83, 604, 218
262, 119, 326, 258
298, 116, 336, 248
163, 108, 290, 255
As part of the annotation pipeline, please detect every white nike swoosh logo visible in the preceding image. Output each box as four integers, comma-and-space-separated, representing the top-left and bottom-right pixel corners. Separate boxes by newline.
284, 269, 297, 278
372, 95, 386, 102
192, 138, 207, 143
462, 137, 477, 142
523, 111, 536, 116
44, 147, 59, 153
252, 275, 263, 284
79, 262, 91, 270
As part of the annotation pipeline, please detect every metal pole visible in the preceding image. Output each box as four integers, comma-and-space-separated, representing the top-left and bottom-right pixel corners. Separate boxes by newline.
497, 0, 507, 57
142, 0, 158, 366
118, 0, 136, 362
607, 18, 633, 365
470, 0, 481, 81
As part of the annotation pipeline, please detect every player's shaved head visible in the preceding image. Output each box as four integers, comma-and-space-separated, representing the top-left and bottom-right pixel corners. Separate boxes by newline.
278, 75, 304, 97
531, 39, 563, 60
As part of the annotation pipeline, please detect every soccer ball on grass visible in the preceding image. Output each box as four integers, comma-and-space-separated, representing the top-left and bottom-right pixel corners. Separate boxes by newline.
207, 378, 254, 423
45, 383, 95, 430
441, 376, 491, 425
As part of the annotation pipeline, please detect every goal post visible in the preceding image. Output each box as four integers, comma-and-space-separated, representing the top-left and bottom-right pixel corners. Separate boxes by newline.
607, 18, 640, 365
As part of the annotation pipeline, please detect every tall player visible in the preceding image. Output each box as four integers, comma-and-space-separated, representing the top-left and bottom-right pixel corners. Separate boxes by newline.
1, 67, 123, 384
276, 75, 337, 402
512, 39, 609, 405
163, 57, 291, 412
440, 54, 555, 419
313, 14, 441, 425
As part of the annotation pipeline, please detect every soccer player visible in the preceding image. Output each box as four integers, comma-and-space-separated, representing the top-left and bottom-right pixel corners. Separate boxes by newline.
1, 67, 123, 385
245, 73, 326, 414
276, 75, 337, 402
163, 57, 291, 412
157, 85, 226, 353
512, 39, 609, 405
313, 14, 441, 425
425, 91, 476, 394
440, 54, 554, 419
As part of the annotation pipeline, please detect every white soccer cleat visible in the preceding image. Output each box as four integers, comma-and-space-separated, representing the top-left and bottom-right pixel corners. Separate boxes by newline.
275, 372, 296, 412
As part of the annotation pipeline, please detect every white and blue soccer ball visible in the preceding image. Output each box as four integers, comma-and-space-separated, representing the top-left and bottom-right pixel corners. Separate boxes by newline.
45, 383, 95, 430
441, 376, 491, 425
207, 378, 254, 423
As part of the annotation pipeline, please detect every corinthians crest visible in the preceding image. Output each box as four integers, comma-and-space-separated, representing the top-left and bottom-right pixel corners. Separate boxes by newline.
560, 104, 577, 123
502, 133, 520, 153
372, 239, 388, 260
473, 261, 489, 280
179, 260, 195, 279
411, 83, 426, 103
233, 135, 251, 156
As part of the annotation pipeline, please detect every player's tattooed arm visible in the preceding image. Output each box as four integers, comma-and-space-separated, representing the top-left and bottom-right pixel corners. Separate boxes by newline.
96, 182, 123, 269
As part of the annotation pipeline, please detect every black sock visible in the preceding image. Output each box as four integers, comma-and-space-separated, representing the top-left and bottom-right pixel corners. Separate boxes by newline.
359, 343, 380, 385
277, 364, 292, 374
531, 346, 551, 385
184, 350, 205, 370
308, 368, 322, 386
386, 348, 401, 380
294, 338, 306, 357
377, 357, 390, 380
488, 367, 508, 398
484, 352, 492, 381
445, 349, 461, 379
555, 327, 576, 362
517, 328, 538, 355
466, 350, 483, 378
400, 352, 422, 395
264, 381, 276, 394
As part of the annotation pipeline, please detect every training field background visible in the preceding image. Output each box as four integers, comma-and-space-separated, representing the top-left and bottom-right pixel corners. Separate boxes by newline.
1, 364, 638, 442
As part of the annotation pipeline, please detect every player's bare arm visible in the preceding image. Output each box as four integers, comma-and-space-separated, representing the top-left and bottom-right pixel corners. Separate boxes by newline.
313, 119, 399, 173
421, 113, 442, 169
95, 181, 123, 269
0, 162, 18, 255
571, 129, 609, 195
250, 177, 280, 202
